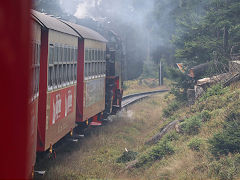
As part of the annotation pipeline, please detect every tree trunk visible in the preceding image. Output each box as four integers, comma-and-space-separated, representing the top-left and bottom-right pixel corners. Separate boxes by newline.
223, 26, 229, 52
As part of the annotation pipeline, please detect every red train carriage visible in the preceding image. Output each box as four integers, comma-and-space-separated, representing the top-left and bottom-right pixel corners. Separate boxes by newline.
29, 15, 42, 175
0, 1, 34, 179
32, 10, 79, 152
62, 21, 108, 126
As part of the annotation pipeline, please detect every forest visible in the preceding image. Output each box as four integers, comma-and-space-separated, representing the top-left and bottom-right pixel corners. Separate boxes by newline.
33, 0, 240, 83
32, 1, 240, 179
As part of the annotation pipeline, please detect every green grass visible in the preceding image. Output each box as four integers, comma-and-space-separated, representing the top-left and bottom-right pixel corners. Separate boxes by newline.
35, 82, 240, 180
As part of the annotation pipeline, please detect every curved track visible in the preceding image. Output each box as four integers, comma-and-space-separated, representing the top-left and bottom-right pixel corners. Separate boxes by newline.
34, 89, 169, 177
122, 89, 169, 108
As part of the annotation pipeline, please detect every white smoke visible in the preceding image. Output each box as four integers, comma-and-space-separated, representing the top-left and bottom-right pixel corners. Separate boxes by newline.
74, 0, 102, 19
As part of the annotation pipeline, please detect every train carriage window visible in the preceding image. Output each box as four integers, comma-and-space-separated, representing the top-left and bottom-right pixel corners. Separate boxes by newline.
71, 48, 74, 62
60, 47, 63, 62
71, 64, 74, 82
95, 63, 98, 75
92, 63, 95, 75
54, 65, 58, 87
49, 45, 54, 65
99, 62, 101, 74
104, 51, 106, 60
58, 46, 61, 62
58, 64, 63, 87
88, 49, 91, 61
100, 50, 103, 60
37, 44, 40, 65
64, 47, 68, 62
35, 44, 38, 65
88, 63, 92, 76
97, 62, 99, 75
85, 49, 88, 61
64, 47, 67, 62
32, 43, 35, 66
54, 46, 58, 63
98, 62, 101, 75
68, 64, 71, 82
73, 49, 75, 62
66, 64, 68, 84
95, 49, 97, 61
36, 67, 39, 93
92, 49, 94, 61
102, 62, 104, 74
48, 67, 53, 89
75, 48, 78, 63
84, 63, 87, 77
63, 64, 66, 85
57, 65, 60, 86
68, 47, 71, 62
98, 50, 100, 60
103, 62, 106, 74
74, 64, 77, 81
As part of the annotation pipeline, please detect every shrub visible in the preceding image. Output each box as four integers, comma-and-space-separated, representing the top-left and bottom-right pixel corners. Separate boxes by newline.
166, 67, 194, 101
164, 131, 179, 142
163, 101, 181, 118
116, 150, 138, 163
180, 115, 202, 135
200, 110, 211, 122
209, 154, 240, 180
188, 137, 203, 151
200, 84, 228, 101
208, 111, 240, 156
136, 140, 175, 167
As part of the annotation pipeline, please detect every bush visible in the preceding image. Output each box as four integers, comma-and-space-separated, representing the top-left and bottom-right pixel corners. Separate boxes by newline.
163, 101, 181, 118
208, 111, 240, 156
116, 150, 138, 163
209, 154, 240, 180
136, 140, 175, 167
166, 67, 194, 101
200, 84, 228, 101
188, 137, 203, 151
164, 131, 179, 142
200, 110, 211, 122
180, 115, 202, 135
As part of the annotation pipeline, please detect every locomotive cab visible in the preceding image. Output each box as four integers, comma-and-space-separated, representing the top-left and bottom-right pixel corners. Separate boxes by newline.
105, 47, 123, 116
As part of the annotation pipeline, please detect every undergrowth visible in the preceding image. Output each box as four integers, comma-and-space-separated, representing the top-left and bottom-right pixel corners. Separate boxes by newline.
136, 83, 240, 180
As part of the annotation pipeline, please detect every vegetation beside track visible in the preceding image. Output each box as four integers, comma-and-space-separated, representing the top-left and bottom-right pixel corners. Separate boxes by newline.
123, 78, 169, 96
35, 92, 168, 180
36, 81, 240, 180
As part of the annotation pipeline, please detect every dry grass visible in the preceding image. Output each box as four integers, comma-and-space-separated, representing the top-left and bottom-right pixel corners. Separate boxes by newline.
35, 82, 240, 180
123, 78, 168, 96
36, 93, 168, 180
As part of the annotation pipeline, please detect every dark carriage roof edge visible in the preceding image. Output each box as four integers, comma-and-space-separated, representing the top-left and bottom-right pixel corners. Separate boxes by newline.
31, 14, 45, 27
31, 10, 79, 37
61, 20, 107, 43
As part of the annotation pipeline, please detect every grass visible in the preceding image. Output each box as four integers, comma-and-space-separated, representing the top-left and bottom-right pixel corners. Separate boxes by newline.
123, 78, 168, 95
35, 81, 240, 180
138, 83, 240, 180
35, 93, 168, 180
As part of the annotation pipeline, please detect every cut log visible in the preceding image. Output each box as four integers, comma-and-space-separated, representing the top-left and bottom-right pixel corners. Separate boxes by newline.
145, 120, 180, 145
223, 73, 240, 87
189, 62, 211, 78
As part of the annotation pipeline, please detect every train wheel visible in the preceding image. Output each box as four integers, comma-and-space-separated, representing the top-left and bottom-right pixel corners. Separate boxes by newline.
48, 144, 56, 160
48, 149, 56, 160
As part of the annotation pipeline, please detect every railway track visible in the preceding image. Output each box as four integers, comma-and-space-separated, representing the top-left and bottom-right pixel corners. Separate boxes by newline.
34, 89, 169, 177
121, 89, 169, 108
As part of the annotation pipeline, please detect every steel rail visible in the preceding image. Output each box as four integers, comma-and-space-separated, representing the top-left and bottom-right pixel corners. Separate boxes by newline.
121, 89, 169, 108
